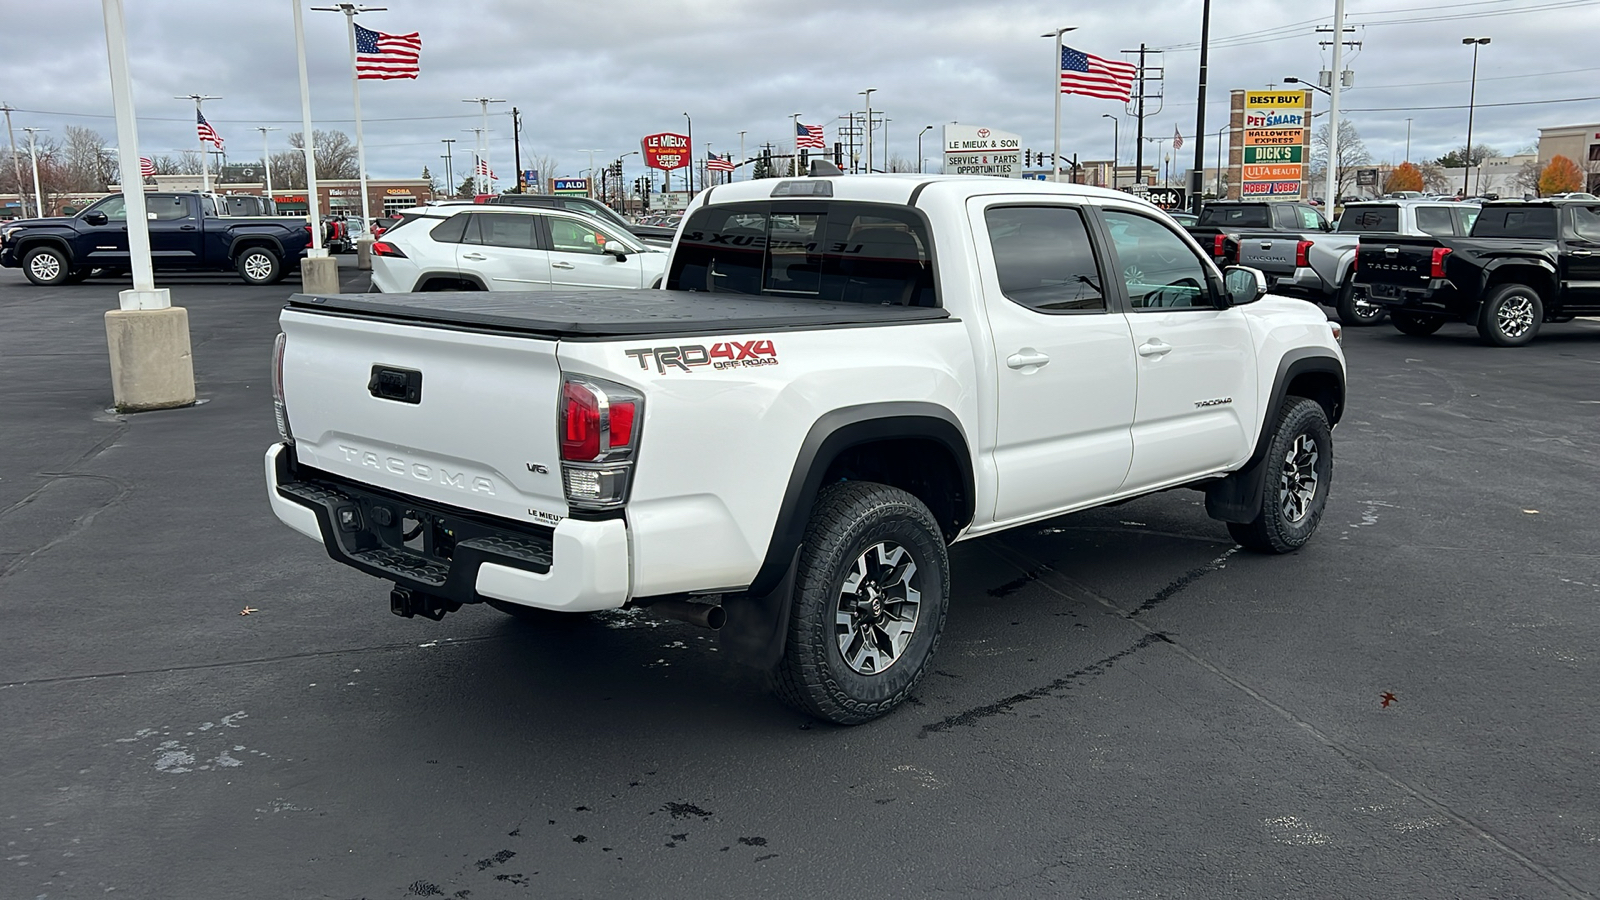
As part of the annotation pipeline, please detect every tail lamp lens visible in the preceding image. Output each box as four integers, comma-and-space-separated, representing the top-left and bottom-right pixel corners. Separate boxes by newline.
559, 377, 644, 510
1213, 234, 1226, 257
271, 332, 292, 442
371, 240, 406, 258
1430, 247, 1452, 279
1296, 240, 1313, 268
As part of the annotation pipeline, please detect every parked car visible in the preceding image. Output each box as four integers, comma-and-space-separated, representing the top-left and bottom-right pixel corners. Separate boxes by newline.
1185, 200, 1331, 269
1354, 199, 1600, 346
267, 173, 1345, 723
0, 192, 312, 285
367, 203, 668, 293
487, 193, 677, 244
1238, 199, 1481, 326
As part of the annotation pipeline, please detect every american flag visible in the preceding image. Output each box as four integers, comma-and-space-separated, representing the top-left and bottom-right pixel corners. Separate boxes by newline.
706, 152, 735, 172
795, 122, 826, 149
196, 110, 223, 150
475, 157, 496, 180
1059, 46, 1138, 102
1172, 125, 1184, 151
355, 23, 422, 80
139, 156, 156, 177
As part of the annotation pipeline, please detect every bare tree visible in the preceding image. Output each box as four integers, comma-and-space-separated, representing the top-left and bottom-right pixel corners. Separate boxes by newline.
1309, 120, 1373, 201
62, 126, 114, 191
422, 165, 441, 197
287, 130, 359, 180
1514, 157, 1543, 197
269, 149, 307, 190
1418, 162, 1453, 194
525, 154, 559, 192
887, 154, 918, 173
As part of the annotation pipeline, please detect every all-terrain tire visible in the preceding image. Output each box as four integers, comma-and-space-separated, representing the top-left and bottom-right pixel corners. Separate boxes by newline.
1391, 311, 1445, 337
1335, 277, 1387, 326
1227, 397, 1334, 554
1475, 283, 1543, 347
770, 482, 950, 725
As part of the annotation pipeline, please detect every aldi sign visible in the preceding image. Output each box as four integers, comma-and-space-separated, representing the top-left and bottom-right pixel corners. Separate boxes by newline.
552, 178, 589, 196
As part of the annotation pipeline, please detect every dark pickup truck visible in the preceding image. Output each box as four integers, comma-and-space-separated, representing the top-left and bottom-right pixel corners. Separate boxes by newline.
0, 192, 313, 286
1354, 199, 1600, 346
1185, 200, 1332, 269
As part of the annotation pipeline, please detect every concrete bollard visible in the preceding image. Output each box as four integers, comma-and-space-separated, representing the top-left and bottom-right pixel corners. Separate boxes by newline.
356, 236, 373, 271
105, 306, 196, 412
301, 255, 340, 295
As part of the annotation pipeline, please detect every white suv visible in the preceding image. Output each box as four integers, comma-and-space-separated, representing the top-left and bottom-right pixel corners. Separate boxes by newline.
369, 204, 667, 293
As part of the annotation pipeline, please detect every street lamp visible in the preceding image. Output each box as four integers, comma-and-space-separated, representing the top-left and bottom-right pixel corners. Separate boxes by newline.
21, 126, 46, 218
682, 113, 693, 192
858, 89, 876, 173
578, 148, 603, 196
1282, 76, 1330, 97
1101, 114, 1118, 187
1215, 123, 1233, 198
1042, 27, 1079, 182
917, 125, 932, 173
1463, 37, 1491, 196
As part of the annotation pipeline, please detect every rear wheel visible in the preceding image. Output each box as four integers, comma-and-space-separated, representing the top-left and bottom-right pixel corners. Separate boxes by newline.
1335, 278, 1387, 326
771, 482, 949, 725
1475, 283, 1543, 347
236, 247, 283, 285
1227, 397, 1333, 554
1392, 311, 1445, 337
22, 246, 70, 285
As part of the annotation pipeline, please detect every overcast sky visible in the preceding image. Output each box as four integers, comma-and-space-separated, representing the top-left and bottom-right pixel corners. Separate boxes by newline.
2, 0, 1597, 186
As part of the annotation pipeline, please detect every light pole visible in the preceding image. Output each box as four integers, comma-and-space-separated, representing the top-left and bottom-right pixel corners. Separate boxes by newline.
21, 126, 45, 218
440, 137, 455, 193
1191, 0, 1212, 215
175, 93, 220, 199
1462, 37, 1491, 196
255, 125, 279, 204
291, 0, 328, 263
789, 113, 803, 176
1101, 114, 1118, 187
682, 113, 693, 192
858, 89, 876, 173
1324, 0, 1348, 208
1215, 123, 1231, 198
1405, 118, 1413, 163
917, 125, 932, 173
462, 97, 506, 195
738, 130, 747, 180
883, 118, 891, 172
578, 149, 603, 196
1042, 27, 1078, 182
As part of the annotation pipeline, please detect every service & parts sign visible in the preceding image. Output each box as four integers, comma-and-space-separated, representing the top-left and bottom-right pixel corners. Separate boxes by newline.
942, 124, 1022, 178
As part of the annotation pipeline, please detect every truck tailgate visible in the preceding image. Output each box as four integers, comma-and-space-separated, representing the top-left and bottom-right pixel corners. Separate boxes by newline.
1236, 235, 1301, 277
278, 307, 568, 525
1356, 237, 1439, 288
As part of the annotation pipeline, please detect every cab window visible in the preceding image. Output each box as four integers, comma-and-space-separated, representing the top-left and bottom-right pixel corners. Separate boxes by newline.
1101, 209, 1211, 310
1296, 206, 1328, 231
86, 195, 129, 221
462, 213, 537, 249
151, 196, 193, 221
548, 217, 623, 255
1414, 206, 1455, 236
984, 206, 1105, 312
1572, 206, 1600, 241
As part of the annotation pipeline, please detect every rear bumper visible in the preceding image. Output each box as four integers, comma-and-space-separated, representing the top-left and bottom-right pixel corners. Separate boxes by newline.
1261, 266, 1326, 297
1363, 280, 1469, 318
264, 442, 629, 612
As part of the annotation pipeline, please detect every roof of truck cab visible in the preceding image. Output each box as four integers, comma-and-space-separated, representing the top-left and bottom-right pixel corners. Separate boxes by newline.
693, 173, 1162, 211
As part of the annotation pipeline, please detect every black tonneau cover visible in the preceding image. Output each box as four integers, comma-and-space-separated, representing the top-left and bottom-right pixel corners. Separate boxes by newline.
286, 290, 951, 340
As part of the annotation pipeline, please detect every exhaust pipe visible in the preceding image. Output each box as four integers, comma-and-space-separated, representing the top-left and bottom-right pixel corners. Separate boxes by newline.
644, 598, 726, 630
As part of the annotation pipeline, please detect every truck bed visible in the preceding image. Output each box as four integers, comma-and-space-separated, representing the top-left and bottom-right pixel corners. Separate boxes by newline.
286, 290, 952, 341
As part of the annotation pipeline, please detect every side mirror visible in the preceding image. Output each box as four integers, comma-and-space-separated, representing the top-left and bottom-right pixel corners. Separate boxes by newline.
82, 211, 108, 226
1221, 266, 1268, 308
603, 244, 629, 262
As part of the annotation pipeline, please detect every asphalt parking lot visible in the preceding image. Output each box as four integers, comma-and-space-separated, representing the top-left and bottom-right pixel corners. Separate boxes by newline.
3, 263, 1598, 899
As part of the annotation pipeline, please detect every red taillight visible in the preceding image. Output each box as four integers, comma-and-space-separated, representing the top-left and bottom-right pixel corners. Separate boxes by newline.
1430, 246, 1452, 279
1296, 240, 1313, 268
561, 381, 601, 461
1213, 234, 1226, 257
1350, 254, 1358, 271
608, 401, 635, 450
371, 240, 406, 258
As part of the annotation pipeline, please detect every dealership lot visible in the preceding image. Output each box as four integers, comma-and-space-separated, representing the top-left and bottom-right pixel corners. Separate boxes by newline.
2, 266, 1597, 898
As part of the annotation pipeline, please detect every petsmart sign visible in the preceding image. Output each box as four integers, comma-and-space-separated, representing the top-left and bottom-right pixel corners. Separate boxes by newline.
1241, 89, 1310, 197
942, 124, 1022, 178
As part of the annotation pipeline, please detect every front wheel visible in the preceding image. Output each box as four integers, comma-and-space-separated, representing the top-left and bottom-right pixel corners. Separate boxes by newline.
1476, 283, 1542, 347
22, 246, 70, 285
236, 247, 283, 285
1392, 311, 1445, 337
771, 482, 950, 725
1335, 278, 1387, 326
1227, 397, 1333, 554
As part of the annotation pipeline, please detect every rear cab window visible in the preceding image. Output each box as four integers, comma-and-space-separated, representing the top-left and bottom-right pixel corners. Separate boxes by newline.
1199, 205, 1270, 228
1413, 206, 1455, 236
1471, 206, 1558, 238
667, 201, 937, 307
1337, 206, 1400, 233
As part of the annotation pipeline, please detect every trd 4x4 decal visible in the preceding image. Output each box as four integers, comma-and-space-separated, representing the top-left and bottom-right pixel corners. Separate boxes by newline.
625, 340, 778, 373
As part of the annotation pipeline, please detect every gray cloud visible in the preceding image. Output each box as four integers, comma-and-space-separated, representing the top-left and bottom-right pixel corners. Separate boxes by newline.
2, 0, 1594, 185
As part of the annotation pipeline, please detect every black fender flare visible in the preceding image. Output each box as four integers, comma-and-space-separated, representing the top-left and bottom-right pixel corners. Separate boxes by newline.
228, 234, 287, 263
718, 402, 975, 669
15, 235, 77, 268
1205, 350, 1344, 524
411, 271, 488, 291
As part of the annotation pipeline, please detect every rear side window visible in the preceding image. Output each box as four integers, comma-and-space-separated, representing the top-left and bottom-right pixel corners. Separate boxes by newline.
668, 201, 936, 307
463, 213, 537, 249
428, 215, 469, 243
1296, 206, 1327, 231
1337, 206, 1400, 232
1198, 205, 1270, 228
984, 206, 1105, 312
1414, 206, 1455, 236
1472, 207, 1558, 238
1572, 206, 1600, 241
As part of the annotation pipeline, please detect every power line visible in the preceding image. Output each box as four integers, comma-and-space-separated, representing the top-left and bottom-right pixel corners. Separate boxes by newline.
1343, 93, 1600, 112
6, 107, 488, 125
1161, 0, 1599, 50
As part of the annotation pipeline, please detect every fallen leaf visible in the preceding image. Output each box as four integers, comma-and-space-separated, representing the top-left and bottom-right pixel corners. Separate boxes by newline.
240, 607, 259, 616
1380, 692, 1397, 709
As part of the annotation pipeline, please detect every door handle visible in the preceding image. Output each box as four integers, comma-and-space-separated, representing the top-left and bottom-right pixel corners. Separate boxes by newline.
180, 224, 197, 231
461, 252, 487, 260
1005, 349, 1050, 370
1572, 249, 1594, 257
1137, 340, 1173, 358
551, 261, 576, 269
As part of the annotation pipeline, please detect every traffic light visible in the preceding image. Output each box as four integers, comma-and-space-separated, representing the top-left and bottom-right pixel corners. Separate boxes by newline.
1025, 149, 1033, 167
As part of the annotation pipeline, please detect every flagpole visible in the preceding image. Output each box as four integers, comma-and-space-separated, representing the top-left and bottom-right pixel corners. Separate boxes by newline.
1043, 27, 1077, 182
338, 6, 373, 234
178, 93, 220, 197
790, 113, 801, 176
292, 0, 325, 255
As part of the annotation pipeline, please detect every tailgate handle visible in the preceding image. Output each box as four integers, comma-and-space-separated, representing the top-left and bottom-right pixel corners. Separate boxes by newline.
368, 365, 423, 404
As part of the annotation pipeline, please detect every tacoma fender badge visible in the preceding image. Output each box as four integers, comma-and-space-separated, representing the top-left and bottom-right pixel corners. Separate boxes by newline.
1194, 397, 1233, 408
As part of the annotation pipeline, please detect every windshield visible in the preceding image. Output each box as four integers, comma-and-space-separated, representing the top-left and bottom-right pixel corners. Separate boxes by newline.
1198, 205, 1270, 228
1336, 206, 1400, 233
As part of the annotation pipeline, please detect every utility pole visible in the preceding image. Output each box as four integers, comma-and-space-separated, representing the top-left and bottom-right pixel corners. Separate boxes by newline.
1, 102, 23, 210
1191, 0, 1212, 215
511, 106, 523, 192
859, 89, 876, 173
22, 127, 46, 218
440, 137, 455, 193
739, 130, 747, 180
1123, 44, 1164, 188
1323, 0, 1346, 207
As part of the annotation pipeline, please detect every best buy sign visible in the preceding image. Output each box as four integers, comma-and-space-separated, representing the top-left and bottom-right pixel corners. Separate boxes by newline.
1244, 145, 1303, 164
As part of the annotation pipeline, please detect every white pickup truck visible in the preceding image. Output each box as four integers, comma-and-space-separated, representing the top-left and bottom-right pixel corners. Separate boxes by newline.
266, 170, 1346, 724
